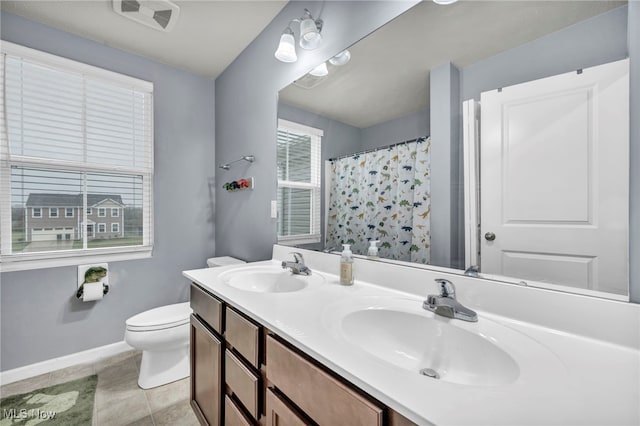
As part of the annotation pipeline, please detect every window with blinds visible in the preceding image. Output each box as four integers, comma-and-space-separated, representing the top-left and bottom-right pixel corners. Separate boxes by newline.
0, 41, 154, 271
277, 119, 322, 245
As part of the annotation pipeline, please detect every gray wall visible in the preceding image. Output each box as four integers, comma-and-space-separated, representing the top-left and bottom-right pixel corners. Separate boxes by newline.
360, 108, 430, 151
459, 5, 639, 301
278, 103, 361, 160
215, 1, 419, 262
460, 6, 629, 101
0, 13, 216, 370
430, 63, 462, 269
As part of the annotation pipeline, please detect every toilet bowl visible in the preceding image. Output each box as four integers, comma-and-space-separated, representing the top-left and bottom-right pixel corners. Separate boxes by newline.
124, 257, 245, 389
125, 302, 192, 389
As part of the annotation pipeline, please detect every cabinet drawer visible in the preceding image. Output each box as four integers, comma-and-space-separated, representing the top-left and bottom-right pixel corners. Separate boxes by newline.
225, 350, 260, 420
266, 335, 383, 426
224, 395, 253, 426
190, 284, 222, 333
265, 388, 312, 426
225, 307, 260, 368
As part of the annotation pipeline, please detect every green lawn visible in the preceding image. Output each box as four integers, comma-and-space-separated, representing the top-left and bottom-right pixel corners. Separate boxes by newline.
11, 232, 143, 252
11, 230, 28, 252
72, 237, 143, 249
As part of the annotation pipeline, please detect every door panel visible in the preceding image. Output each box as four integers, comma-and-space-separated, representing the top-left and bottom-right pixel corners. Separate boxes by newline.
480, 58, 628, 295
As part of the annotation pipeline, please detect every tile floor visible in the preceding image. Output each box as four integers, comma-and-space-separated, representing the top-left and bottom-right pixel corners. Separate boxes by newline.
0, 350, 200, 426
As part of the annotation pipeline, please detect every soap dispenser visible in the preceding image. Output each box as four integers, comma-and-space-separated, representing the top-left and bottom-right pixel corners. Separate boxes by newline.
367, 240, 380, 259
340, 244, 354, 285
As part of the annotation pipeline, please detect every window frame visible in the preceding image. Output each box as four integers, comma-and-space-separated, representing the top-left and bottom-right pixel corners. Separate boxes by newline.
98, 208, 106, 218
32, 208, 42, 219
276, 119, 323, 246
0, 41, 155, 271
111, 208, 119, 217
65, 208, 74, 218
111, 223, 120, 233
97, 223, 106, 233
49, 208, 59, 218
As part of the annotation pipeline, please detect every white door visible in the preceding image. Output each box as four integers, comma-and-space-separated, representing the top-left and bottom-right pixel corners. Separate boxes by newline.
480, 58, 629, 295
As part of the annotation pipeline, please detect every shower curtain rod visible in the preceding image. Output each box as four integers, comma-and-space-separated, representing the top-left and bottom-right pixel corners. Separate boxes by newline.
328, 136, 427, 162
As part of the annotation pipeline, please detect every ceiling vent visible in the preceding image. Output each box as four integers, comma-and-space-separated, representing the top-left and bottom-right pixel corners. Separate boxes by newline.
113, 0, 180, 32
293, 73, 328, 90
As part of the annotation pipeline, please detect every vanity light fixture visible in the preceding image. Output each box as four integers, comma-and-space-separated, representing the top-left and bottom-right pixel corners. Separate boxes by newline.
219, 155, 255, 171
433, 0, 459, 4
329, 50, 351, 66
298, 9, 323, 50
274, 27, 297, 63
274, 8, 323, 63
309, 62, 329, 77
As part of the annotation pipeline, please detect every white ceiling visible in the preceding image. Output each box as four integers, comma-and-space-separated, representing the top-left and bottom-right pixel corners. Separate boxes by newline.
279, 1, 625, 128
0, 0, 288, 79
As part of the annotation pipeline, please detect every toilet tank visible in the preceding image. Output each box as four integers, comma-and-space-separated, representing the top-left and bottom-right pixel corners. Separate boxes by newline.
207, 256, 245, 268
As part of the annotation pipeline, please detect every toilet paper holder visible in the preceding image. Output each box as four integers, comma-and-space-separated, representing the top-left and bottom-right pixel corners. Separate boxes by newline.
76, 282, 109, 299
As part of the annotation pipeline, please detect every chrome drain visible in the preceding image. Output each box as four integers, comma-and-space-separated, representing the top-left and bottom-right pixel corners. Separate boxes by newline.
419, 368, 440, 379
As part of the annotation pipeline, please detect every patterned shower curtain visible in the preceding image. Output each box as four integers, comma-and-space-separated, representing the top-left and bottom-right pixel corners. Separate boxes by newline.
326, 137, 431, 263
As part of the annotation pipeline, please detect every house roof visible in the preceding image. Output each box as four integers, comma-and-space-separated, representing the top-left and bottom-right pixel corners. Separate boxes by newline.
25, 193, 125, 207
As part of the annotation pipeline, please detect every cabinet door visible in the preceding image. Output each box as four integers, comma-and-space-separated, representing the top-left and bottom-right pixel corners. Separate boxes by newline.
265, 388, 312, 426
190, 314, 222, 426
225, 395, 253, 426
266, 335, 383, 426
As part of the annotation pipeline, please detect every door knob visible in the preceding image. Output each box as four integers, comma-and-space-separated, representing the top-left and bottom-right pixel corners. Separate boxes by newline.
484, 232, 496, 241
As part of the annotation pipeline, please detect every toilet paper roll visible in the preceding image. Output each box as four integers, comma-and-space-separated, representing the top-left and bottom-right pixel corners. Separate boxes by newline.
82, 282, 104, 302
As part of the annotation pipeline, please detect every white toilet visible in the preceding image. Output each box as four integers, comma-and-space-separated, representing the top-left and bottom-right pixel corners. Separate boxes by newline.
124, 256, 245, 389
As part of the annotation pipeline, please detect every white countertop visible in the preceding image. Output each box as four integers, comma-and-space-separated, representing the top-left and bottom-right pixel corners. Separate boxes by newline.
183, 247, 640, 426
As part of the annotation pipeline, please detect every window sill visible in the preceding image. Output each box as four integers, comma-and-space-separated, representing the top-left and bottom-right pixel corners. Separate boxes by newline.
0, 246, 153, 272
277, 235, 321, 246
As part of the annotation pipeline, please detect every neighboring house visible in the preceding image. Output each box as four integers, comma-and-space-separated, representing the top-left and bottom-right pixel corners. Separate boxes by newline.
24, 194, 125, 242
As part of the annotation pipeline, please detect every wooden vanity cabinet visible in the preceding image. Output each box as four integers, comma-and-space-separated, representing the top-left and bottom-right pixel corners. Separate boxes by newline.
190, 282, 417, 426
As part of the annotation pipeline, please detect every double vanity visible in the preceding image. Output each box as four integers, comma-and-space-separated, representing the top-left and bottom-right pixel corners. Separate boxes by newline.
183, 245, 640, 425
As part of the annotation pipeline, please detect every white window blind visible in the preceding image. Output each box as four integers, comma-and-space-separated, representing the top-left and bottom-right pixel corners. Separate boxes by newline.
0, 41, 154, 271
277, 119, 322, 245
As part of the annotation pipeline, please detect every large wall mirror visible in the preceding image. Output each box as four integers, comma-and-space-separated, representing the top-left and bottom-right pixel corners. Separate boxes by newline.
276, 0, 630, 300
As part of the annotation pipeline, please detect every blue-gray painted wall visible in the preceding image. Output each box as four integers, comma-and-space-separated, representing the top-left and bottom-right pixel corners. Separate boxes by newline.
0, 12, 216, 370
360, 108, 430, 151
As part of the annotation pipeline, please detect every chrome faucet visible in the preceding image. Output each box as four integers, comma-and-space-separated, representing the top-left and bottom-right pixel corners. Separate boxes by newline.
281, 252, 312, 276
423, 278, 477, 322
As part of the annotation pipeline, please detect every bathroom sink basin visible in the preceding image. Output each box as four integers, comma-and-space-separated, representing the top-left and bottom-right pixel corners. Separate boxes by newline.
341, 308, 518, 386
323, 297, 563, 387
218, 265, 325, 293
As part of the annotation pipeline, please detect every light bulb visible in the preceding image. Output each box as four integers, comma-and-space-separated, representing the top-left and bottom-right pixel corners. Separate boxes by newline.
274, 29, 297, 63
299, 17, 322, 50
329, 50, 351, 66
309, 62, 328, 77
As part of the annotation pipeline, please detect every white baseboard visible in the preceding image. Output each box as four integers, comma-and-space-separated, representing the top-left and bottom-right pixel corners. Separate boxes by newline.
0, 340, 134, 385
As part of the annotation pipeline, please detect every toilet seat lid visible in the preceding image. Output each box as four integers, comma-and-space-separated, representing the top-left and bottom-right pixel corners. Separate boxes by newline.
126, 302, 192, 330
